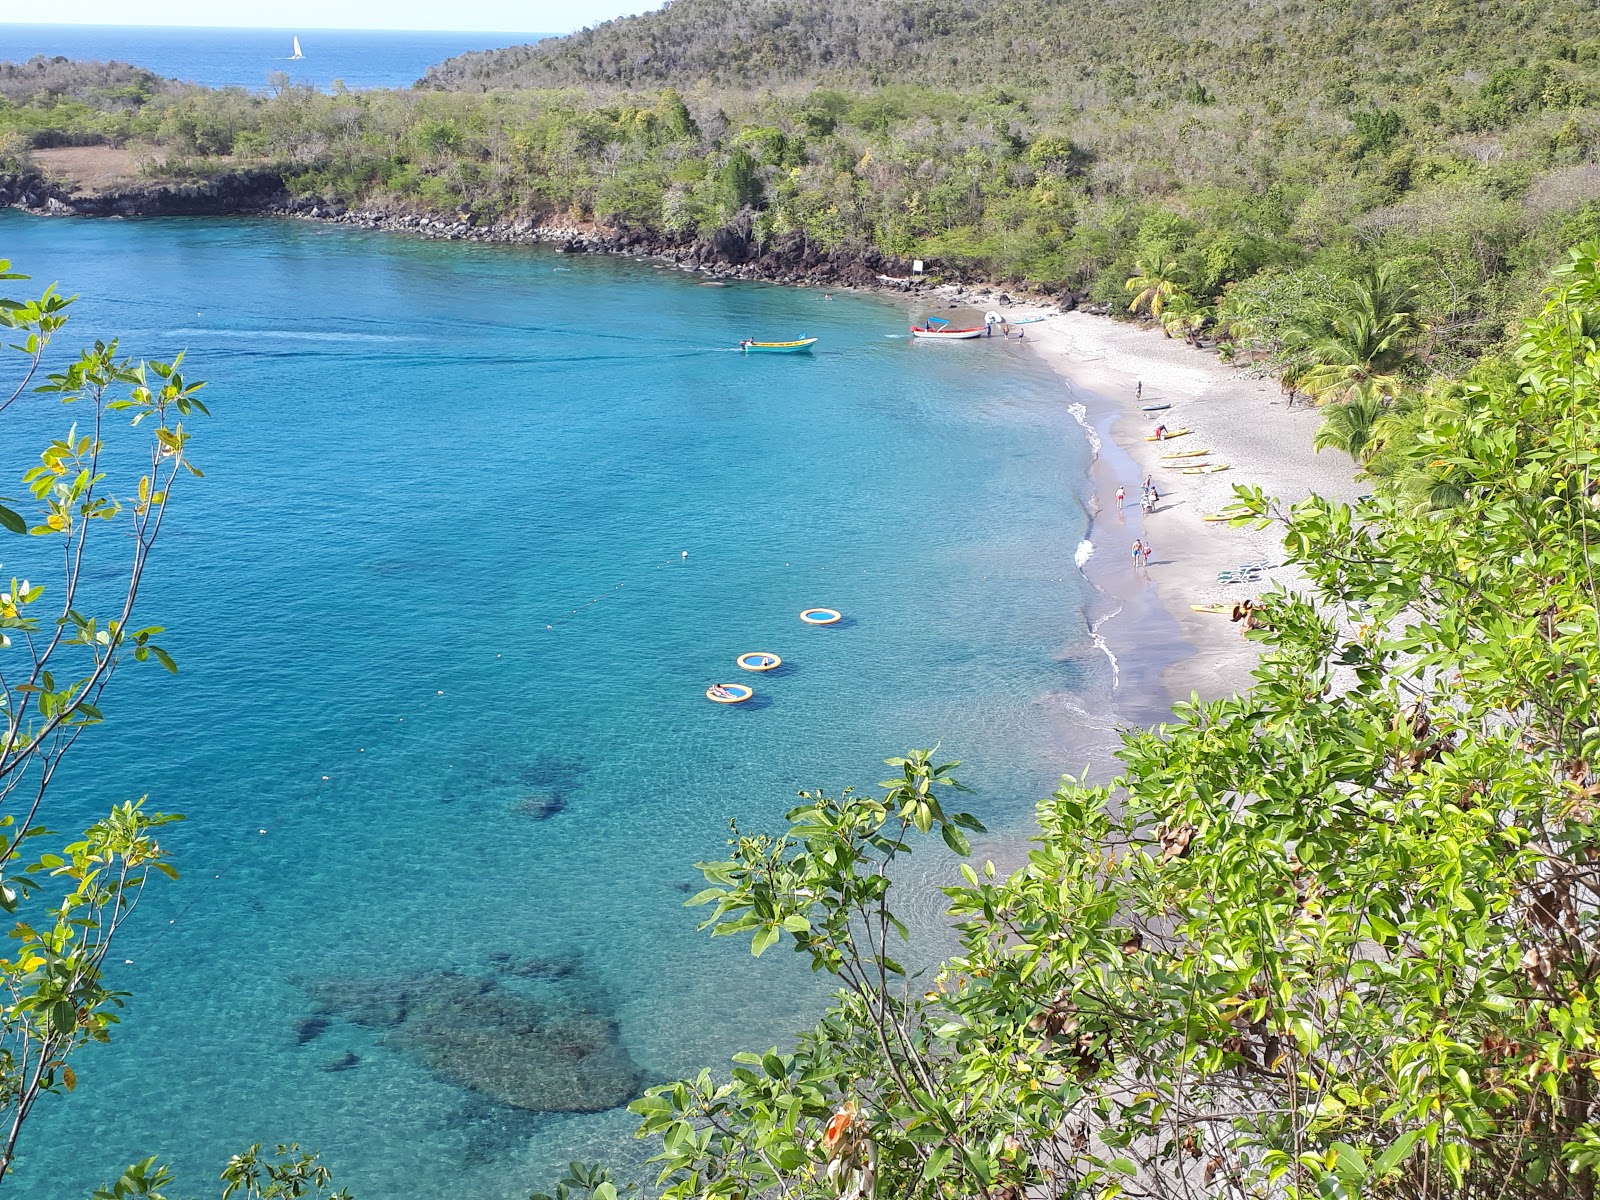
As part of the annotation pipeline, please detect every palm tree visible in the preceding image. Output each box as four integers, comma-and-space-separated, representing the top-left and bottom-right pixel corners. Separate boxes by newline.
1158, 291, 1211, 345
1287, 265, 1423, 406
1313, 391, 1415, 466
1125, 259, 1186, 321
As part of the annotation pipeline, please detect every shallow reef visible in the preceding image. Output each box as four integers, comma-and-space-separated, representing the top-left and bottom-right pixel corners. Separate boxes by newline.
302, 962, 643, 1113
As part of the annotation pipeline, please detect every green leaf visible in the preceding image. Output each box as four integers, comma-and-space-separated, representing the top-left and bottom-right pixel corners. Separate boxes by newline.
922, 1145, 953, 1180
0, 503, 24, 535
750, 925, 779, 957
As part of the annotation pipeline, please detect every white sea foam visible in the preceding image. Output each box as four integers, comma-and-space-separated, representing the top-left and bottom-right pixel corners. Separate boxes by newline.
1074, 539, 1094, 569
1088, 609, 1122, 689
1066, 401, 1101, 459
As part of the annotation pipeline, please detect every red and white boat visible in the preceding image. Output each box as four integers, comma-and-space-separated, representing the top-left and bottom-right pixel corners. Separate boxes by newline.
910, 324, 984, 340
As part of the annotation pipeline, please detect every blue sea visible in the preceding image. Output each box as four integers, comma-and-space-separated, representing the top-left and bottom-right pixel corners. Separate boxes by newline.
0, 212, 1125, 1199
0, 24, 548, 91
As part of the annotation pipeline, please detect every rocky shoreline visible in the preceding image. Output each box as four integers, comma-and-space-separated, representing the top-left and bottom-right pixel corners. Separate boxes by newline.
0, 164, 1098, 310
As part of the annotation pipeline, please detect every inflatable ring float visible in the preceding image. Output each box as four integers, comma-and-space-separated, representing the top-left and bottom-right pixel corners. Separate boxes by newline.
799, 608, 842, 625
706, 682, 754, 704
736, 651, 782, 672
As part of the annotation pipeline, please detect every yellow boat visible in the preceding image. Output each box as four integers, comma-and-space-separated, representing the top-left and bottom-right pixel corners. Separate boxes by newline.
1202, 512, 1233, 522
1145, 428, 1191, 442
1182, 464, 1231, 475
741, 337, 818, 353
1161, 460, 1208, 470
1160, 448, 1209, 459
1191, 603, 1230, 614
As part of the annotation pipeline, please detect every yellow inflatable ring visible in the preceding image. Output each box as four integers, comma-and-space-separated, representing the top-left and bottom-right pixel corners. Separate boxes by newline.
800, 608, 842, 625
706, 682, 753, 704
736, 651, 782, 672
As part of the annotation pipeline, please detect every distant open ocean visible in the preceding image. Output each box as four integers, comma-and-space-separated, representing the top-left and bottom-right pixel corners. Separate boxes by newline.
0, 23, 549, 90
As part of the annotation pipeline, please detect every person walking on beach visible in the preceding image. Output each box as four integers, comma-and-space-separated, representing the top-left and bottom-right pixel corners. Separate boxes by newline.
1131, 539, 1143, 569
1141, 541, 1153, 568
1116, 485, 1125, 506
1136, 380, 1143, 401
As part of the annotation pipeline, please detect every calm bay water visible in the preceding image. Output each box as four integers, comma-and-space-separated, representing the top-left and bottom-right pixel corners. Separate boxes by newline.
0, 24, 546, 90
0, 212, 1112, 1198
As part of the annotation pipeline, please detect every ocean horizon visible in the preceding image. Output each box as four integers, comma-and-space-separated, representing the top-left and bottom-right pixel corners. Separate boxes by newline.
0, 23, 550, 90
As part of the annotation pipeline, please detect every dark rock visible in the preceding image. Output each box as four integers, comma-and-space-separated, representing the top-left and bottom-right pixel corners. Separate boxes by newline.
513, 791, 565, 820
322, 1050, 361, 1072
293, 1013, 332, 1044
304, 969, 643, 1113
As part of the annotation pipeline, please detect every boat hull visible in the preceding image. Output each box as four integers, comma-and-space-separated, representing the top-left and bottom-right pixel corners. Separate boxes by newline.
743, 338, 817, 353
910, 327, 984, 340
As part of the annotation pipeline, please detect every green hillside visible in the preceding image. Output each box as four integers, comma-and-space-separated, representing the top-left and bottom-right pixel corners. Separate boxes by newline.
425, 0, 1600, 99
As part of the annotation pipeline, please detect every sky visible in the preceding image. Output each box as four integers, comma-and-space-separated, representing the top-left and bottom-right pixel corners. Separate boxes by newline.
0, 2, 650, 33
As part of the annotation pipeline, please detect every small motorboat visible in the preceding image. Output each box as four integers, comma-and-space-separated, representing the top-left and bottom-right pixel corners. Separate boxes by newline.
741, 337, 817, 353
910, 325, 984, 339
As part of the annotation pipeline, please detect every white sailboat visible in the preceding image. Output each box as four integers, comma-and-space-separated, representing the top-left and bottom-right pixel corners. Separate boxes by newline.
290, 36, 304, 59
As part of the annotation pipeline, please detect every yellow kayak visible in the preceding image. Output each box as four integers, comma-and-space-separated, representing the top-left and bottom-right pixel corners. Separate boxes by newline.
1182, 464, 1231, 475
1161, 460, 1208, 470
1145, 428, 1191, 442
1191, 603, 1230, 614
1160, 448, 1209, 459
1202, 512, 1233, 522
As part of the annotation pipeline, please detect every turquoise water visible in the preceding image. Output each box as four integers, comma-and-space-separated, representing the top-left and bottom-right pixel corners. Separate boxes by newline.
0, 24, 547, 91
0, 213, 1112, 1198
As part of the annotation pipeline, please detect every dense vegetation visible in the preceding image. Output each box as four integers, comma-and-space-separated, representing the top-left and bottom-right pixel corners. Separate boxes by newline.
424, 0, 1600, 95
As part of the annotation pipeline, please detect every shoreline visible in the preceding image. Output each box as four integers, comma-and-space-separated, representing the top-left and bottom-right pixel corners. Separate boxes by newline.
1013, 310, 1363, 704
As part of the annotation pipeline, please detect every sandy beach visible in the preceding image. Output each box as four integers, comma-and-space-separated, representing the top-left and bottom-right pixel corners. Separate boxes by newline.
1010, 309, 1364, 702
